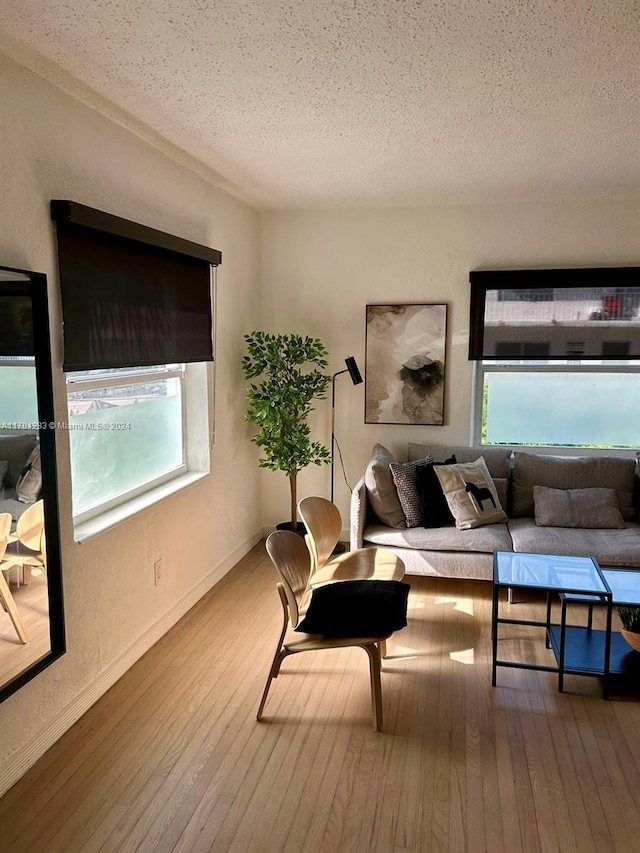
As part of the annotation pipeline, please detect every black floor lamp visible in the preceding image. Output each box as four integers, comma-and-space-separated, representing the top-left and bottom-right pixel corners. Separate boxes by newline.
331, 356, 363, 503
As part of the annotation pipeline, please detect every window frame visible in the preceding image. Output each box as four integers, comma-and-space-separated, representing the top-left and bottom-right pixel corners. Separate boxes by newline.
66, 363, 188, 524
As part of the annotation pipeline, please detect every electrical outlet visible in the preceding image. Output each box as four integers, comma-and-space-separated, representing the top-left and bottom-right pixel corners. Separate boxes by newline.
154, 559, 163, 586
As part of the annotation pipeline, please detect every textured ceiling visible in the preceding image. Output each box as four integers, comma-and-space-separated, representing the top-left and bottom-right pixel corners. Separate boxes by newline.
2, 0, 640, 209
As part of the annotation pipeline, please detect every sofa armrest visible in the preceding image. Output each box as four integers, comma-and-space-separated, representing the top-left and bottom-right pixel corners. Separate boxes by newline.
350, 475, 368, 550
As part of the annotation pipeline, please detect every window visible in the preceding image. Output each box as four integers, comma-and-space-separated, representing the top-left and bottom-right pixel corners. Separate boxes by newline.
0, 357, 38, 427
66, 364, 186, 521
475, 360, 640, 449
470, 268, 640, 449
51, 201, 221, 534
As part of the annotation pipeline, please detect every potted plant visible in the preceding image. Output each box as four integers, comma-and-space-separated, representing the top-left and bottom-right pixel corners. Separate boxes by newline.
242, 331, 331, 532
617, 606, 640, 651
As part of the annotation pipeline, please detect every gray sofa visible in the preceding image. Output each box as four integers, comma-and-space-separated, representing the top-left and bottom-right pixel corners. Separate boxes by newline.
351, 443, 640, 581
0, 433, 40, 522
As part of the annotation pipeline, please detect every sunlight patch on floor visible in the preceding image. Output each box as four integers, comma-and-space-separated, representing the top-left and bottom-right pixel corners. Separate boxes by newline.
434, 595, 475, 616
449, 647, 475, 665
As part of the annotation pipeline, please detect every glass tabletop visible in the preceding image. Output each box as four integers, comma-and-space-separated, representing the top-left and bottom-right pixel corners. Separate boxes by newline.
600, 569, 640, 606
494, 551, 609, 595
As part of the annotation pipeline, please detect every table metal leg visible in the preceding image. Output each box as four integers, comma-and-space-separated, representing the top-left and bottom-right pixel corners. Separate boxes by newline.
558, 598, 568, 692
603, 599, 613, 700
545, 591, 552, 648
491, 583, 499, 686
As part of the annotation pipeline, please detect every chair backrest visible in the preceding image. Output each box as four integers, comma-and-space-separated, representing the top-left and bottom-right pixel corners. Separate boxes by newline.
265, 530, 312, 628
16, 499, 45, 554
0, 513, 12, 561
298, 497, 341, 571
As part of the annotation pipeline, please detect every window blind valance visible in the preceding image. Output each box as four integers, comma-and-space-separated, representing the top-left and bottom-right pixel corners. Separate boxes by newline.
51, 201, 221, 372
469, 267, 640, 361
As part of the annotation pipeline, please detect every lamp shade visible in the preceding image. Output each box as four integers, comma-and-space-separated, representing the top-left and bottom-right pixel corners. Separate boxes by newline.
345, 356, 363, 385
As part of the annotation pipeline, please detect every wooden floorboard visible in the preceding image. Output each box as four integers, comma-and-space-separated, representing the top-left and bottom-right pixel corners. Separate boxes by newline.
2, 544, 640, 852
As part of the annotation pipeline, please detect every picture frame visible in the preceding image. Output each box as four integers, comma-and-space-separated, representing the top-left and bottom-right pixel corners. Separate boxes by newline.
365, 303, 447, 425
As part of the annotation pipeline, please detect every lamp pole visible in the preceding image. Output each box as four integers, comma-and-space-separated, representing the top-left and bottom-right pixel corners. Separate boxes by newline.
331, 368, 348, 504
330, 356, 363, 504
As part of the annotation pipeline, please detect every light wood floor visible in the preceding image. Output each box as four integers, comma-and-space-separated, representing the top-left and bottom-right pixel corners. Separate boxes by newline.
2, 543, 640, 853
0, 569, 50, 686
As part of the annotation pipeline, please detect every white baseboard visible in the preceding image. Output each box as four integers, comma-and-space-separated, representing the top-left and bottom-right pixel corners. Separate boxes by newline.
0, 530, 263, 798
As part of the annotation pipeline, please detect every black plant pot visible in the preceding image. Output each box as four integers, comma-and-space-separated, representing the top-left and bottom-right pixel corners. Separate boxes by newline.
275, 521, 307, 538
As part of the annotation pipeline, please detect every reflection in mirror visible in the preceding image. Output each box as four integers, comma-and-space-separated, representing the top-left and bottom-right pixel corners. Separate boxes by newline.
0, 265, 64, 702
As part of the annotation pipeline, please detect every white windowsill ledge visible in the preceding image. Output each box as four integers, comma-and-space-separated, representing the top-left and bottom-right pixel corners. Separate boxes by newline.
73, 471, 208, 543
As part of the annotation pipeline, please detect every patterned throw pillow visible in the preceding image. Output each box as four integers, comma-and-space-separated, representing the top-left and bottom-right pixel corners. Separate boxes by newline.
389, 455, 434, 528
434, 457, 507, 530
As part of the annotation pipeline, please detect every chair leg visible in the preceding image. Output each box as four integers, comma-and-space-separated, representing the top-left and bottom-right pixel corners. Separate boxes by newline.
378, 639, 387, 659
256, 645, 294, 720
363, 643, 383, 731
0, 570, 28, 644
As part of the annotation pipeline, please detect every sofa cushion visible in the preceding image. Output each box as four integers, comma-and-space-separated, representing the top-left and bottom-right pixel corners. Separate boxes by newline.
415, 457, 456, 528
363, 521, 513, 554
408, 443, 512, 478
0, 434, 38, 488
364, 444, 405, 529
0, 493, 32, 522
512, 452, 636, 520
534, 486, 625, 529
508, 517, 640, 567
389, 455, 434, 527
435, 457, 508, 530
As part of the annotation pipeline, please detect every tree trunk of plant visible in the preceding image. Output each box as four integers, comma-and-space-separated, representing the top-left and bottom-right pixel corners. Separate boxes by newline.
289, 474, 297, 531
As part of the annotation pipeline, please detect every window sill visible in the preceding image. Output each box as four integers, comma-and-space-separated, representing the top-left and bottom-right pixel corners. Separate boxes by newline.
73, 471, 208, 543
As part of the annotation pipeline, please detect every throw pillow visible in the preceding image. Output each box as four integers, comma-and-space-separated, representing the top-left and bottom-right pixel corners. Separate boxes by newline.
295, 579, 410, 637
534, 486, 625, 529
389, 455, 435, 528
16, 445, 42, 504
415, 455, 457, 528
435, 457, 507, 530
364, 444, 406, 529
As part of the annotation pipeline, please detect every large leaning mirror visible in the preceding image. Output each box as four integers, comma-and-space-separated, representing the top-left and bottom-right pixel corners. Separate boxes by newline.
0, 264, 65, 702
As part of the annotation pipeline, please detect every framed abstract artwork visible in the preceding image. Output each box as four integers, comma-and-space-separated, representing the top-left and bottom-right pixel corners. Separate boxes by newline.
365, 303, 447, 425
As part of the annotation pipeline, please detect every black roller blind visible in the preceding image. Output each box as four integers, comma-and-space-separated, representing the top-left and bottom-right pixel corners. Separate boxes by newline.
52, 202, 220, 371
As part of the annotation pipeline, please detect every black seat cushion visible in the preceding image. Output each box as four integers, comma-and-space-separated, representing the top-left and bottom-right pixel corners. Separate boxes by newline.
296, 579, 410, 638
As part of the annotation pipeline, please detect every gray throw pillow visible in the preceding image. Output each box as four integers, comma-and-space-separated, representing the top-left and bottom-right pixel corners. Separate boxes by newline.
389, 455, 435, 528
533, 486, 625, 529
364, 444, 406, 529
16, 445, 42, 504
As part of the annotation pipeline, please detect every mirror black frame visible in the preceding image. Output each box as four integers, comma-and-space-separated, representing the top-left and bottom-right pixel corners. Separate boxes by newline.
0, 264, 65, 702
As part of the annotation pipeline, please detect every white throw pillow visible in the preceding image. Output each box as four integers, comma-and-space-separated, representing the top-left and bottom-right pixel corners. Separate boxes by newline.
435, 457, 507, 530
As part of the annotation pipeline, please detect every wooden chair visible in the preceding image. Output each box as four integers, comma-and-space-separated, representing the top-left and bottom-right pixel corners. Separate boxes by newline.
4, 499, 46, 585
298, 496, 405, 589
0, 512, 28, 643
258, 530, 393, 731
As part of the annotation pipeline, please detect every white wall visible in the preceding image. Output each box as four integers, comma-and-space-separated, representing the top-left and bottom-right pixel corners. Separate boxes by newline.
0, 52, 261, 783
259, 199, 640, 526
